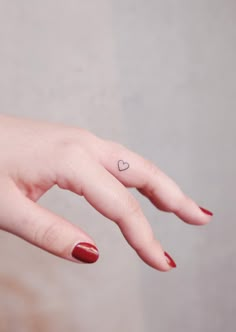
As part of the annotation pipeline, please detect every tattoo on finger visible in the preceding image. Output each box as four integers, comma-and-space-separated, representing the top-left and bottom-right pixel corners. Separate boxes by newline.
118, 160, 130, 171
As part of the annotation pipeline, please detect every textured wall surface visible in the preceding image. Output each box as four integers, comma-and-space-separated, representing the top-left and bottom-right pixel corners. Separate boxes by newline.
0, 1, 235, 331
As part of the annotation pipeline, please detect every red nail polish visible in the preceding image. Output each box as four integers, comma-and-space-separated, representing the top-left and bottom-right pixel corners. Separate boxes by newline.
164, 252, 177, 268
199, 207, 213, 216
72, 242, 99, 263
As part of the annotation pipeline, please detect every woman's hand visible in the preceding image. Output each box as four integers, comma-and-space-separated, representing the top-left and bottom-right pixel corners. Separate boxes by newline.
0, 114, 213, 271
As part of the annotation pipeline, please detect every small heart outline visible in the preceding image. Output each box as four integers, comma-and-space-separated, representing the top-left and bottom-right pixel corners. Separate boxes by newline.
118, 160, 130, 171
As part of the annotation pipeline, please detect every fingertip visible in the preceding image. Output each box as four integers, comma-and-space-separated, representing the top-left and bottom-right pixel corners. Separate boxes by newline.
193, 205, 214, 226
174, 195, 213, 226
135, 238, 177, 272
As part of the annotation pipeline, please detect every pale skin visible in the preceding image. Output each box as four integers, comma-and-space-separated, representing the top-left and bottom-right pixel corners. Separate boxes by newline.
0, 114, 213, 271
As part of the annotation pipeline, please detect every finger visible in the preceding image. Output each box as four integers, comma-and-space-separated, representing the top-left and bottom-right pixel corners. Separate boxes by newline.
101, 142, 213, 225
57, 151, 176, 271
0, 179, 99, 264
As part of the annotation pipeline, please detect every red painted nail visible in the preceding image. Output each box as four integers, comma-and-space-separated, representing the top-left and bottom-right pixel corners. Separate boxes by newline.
164, 252, 177, 268
72, 242, 99, 263
199, 207, 213, 216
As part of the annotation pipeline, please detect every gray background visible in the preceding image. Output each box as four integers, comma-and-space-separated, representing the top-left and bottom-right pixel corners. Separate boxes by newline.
0, 0, 235, 331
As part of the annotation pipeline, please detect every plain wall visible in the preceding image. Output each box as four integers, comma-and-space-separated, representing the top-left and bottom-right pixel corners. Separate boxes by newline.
0, 1, 235, 331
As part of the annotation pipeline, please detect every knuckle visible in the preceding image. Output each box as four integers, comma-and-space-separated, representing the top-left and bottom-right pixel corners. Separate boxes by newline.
140, 160, 159, 189
125, 196, 142, 219
165, 192, 185, 213
133, 233, 155, 254
55, 129, 104, 163
145, 159, 159, 177
114, 194, 142, 225
172, 193, 188, 213
55, 139, 89, 171
34, 222, 60, 249
106, 140, 127, 156
141, 165, 158, 195
56, 138, 84, 157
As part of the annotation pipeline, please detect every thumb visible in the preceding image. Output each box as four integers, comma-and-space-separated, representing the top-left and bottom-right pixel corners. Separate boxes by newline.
0, 180, 99, 264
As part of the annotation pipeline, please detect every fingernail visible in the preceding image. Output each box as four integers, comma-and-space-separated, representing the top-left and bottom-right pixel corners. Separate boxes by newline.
164, 252, 177, 268
199, 206, 213, 216
72, 242, 99, 263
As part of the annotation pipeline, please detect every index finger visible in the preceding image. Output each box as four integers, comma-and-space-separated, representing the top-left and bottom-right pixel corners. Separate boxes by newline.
101, 141, 213, 225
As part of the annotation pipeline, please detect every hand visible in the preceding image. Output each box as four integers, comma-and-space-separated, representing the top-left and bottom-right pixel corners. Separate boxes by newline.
0, 114, 213, 271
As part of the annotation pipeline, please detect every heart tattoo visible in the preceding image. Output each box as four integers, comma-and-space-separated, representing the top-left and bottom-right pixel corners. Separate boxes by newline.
118, 160, 130, 171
